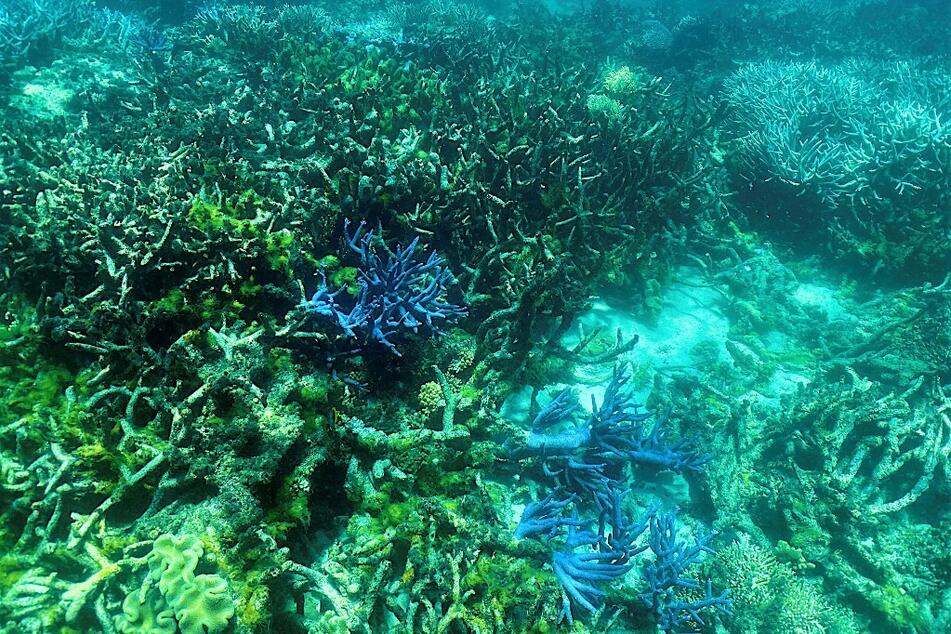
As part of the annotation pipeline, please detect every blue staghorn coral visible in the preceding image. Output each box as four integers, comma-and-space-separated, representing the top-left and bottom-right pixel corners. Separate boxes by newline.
641, 511, 732, 633
514, 368, 730, 628
308, 219, 466, 356
553, 524, 632, 621
527, 366, 709, 506
513, 494, 584, 540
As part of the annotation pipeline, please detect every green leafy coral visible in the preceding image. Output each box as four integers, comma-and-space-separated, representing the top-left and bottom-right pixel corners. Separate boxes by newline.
115, 534, 235, 634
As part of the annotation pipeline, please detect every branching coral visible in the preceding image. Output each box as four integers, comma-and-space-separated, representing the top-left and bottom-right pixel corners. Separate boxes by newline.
553, 525, 632, 620
514, 494, 582, 540
771, 369, 947, 519
307, 219, 466, 357
0, 0, 87, 75
526, 366, 708, 507
740, 368, 951, 628
722, 59, 951, 278
513, 369, 728, 627
641, 511, 732, 633
714, 536, 862, 634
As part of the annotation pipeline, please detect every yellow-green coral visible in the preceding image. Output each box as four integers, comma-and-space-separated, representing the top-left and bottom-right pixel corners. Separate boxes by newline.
870, 583, 929, 632
116, 534, 235, 634
147, 534, 204, 597
265, 228, 296, 273
586, 93, 624, 123
602, 65, 641, 96
175, 574, 235, 634
417, 381, 444, 416
116, 588, 176, 634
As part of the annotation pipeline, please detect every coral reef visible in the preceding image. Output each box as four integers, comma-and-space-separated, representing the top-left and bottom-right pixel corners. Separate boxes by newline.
0, 1, 948, 633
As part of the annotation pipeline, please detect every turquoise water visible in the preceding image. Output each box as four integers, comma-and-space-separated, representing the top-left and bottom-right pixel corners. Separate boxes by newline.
1, 1, 948, 633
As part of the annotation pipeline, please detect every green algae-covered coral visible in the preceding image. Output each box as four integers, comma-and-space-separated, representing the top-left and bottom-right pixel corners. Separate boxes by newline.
116, 534, 235, 634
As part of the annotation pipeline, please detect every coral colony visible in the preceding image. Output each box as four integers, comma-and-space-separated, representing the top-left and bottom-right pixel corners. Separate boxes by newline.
308, 219, 466, 357
514, 368, 731, 628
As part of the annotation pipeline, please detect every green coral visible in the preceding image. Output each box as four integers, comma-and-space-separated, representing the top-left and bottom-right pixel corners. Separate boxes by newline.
602, 65, 641, 96
716, 538, 791, 611
264, 228, 296, 273
175, 574, 235, 634
147, 534, 204, 597
187, 190, 266, 238
774, 580, 831, 634
417, 381, 444, 416
714, 538, 861, 634
586, 93, 624, 123
869, 583, 929, 632
116, 534, 235, 634
116, 589, 176, 634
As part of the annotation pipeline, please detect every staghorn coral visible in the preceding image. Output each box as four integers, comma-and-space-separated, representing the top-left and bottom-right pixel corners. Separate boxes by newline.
740, 368, 950, 629
640, 511, 732, 633
307, 219, 466, 357
525, 366, 708, 487
771, 369, 947, 518
553, 524, 633, 622
722, 59, 951, 279
0, 0, 89, 76
512, 369, 726, 627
